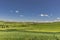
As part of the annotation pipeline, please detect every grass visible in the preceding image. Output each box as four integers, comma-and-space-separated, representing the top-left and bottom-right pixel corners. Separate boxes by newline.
0, 31, 60, 40
0, 21, 60, 40
0, 21, 60, 32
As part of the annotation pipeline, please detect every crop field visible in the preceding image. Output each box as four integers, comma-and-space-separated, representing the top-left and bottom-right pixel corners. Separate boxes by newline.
0, 21, 60, 40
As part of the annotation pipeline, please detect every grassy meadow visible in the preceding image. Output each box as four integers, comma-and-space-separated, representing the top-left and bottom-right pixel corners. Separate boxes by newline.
0, 31, 60, 40
0, 21, 60, 40
0, 21, 60, 32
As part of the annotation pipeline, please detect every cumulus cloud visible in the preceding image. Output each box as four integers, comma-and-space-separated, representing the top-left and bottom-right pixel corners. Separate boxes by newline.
40, 14, 48, 17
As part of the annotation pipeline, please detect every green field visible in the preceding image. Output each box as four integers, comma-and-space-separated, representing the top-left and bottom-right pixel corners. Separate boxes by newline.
0, 31, 60, 40
0, 21, 60, 32
0, 21, 60, 40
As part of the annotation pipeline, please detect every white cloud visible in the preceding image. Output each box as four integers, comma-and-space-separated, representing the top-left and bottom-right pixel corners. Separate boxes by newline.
16, 10, 19, 13
57, 17, 60, 19
40, 14, 48, 17
10, 10, 19, 13
40, 14, 44, 16
54, 17, 60, 22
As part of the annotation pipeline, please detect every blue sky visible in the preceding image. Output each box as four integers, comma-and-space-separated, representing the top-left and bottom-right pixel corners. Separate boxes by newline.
0, 0, 60, 21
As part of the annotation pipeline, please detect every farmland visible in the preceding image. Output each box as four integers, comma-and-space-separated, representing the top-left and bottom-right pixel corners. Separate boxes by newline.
0, 21, 60, 40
